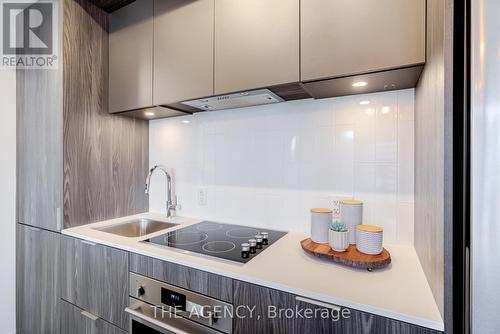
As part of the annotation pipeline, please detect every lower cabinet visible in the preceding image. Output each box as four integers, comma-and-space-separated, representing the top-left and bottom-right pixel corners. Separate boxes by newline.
16, 224, 61, 334
60, 299, 127, 334
233, 280, 342, 334
344, 309, 443, 334
130, 253, 233, 302
60, 235, 129, 330
233, 280, 442, 334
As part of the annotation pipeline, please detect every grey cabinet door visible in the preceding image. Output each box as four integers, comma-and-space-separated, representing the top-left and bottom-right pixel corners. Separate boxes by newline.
343, 309, 442, 334
301, 0, 426, 81
232, 280, 343, 334
60, 299, 87, 334
153, 0, 214, 105
16, 224, 60, 334
130, 253, 233, 302
16, 66, 63, 231
214, 0, 300, 95
60, 235, 129, 330
109, 0, 154, 113
60, 299, 128, 334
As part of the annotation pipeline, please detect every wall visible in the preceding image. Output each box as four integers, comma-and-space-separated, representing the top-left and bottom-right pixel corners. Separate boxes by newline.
150, 89, 415, 245
414, 0, 448, 318
0, 69, 17, 333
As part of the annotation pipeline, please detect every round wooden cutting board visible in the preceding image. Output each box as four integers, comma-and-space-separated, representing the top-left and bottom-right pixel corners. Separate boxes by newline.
300, 238, 391, 270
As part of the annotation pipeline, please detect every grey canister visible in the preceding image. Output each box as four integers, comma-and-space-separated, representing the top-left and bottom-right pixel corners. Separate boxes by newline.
310, 208, 332, 243
340, 200, 363, 244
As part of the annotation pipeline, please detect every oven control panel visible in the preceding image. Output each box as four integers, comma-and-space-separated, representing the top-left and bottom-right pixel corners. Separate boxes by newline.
129, 272, 233, 334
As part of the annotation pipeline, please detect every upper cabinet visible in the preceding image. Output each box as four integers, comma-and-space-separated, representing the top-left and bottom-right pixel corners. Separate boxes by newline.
153, 0, 214, 105
109, 0, 153, 113
301, 0, 426, 81
214, 0, 300, 95
108, 0, 425, 118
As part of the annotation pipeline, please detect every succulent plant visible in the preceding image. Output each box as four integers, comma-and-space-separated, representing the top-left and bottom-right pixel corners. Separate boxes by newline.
330, 222, 348, 232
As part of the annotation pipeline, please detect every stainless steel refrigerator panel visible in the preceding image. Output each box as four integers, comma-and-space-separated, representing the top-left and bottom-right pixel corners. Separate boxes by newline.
471, 0, 500, 332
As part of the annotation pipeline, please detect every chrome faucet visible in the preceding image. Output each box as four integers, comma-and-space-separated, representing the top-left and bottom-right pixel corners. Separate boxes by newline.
145, 165, 177, 218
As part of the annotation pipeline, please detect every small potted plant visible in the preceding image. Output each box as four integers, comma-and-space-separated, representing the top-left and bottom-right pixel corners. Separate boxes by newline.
329, 222, 349, 252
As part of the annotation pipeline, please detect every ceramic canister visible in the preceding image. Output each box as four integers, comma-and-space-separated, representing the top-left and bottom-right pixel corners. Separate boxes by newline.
310, 208, 332, 243
340, 199, 363, 244
356, 224, 383, 255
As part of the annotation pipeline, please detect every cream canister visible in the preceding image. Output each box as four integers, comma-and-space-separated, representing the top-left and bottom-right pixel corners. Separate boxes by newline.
340, 200, 363, 244
310, 208, 332, 243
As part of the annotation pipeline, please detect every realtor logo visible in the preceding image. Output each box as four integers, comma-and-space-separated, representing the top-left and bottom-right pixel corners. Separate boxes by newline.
1, 0, 58, 69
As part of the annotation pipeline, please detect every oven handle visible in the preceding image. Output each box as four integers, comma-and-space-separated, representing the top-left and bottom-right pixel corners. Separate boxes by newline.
125, 306, 189, 334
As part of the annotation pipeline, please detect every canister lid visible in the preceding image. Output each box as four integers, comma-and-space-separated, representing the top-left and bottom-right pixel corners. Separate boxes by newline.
310, 208, 333, 214
357, 224, 383, 233
340, 199, 363, 205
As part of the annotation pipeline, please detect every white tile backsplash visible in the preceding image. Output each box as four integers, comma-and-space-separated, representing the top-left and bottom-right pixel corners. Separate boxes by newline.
149, 89, 415, 244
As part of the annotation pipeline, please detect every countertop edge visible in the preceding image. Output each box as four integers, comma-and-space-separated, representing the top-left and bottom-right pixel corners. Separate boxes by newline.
61, 228, 445, 332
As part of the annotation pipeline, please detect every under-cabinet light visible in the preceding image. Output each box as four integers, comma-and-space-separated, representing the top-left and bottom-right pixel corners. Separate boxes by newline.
352, 81, 368, 87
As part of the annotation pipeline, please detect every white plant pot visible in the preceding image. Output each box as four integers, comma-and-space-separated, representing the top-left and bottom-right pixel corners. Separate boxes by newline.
329, 229, 349, 252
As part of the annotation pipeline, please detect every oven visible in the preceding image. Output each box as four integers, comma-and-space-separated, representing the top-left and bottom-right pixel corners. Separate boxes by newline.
126, 273, 233, 334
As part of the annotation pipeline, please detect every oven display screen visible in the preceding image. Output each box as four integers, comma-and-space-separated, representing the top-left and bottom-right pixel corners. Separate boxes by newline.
161, 288, 186, 312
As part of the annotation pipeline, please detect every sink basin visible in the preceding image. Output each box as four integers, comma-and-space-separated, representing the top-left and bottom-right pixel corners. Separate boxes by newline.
94, 218, 177, 237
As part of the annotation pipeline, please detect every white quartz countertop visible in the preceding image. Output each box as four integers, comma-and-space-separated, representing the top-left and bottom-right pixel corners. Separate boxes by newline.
62, 212, 444, 331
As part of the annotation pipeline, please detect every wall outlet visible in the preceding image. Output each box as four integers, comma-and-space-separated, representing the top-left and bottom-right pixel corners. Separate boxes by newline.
198, 188, 208, 206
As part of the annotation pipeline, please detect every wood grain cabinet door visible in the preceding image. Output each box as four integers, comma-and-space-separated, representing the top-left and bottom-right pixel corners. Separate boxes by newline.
153, 0, 214, 105
60, 299, 127, 334
16, 67, 63, 231
301, 0, 426, 81
60, 300, 87, 334
60, 299, 128, 334
109, 0, 154, 113
232, 280, 343, 334
343, 309, 443, 334
214, 0, 300, 94
130, 253, 233, 302
16, 224, 60, 334
60, 236, 129, 330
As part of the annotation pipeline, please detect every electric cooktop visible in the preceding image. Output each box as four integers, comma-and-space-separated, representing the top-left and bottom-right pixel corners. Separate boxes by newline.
145, 221, 288, 264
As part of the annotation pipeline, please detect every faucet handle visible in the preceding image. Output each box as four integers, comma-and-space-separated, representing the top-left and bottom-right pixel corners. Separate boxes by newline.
167, 196, 179, 218
174, 196, 182, 211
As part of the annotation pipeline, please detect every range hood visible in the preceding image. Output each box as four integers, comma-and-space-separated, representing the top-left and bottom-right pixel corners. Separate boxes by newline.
180, 89, 284, 111
116, 66, 424, 120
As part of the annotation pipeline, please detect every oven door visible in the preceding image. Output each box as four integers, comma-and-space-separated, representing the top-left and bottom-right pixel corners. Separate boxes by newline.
126, 298, 223, 334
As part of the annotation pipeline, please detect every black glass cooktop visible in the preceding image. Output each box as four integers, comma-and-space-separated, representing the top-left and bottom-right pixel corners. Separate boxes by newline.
145, 221, 288, 264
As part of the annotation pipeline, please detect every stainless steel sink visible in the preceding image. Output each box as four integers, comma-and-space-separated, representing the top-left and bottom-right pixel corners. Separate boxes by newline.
94, 218, 177, 237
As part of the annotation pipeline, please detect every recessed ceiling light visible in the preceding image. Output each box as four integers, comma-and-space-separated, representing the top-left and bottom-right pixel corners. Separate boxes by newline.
144, 111, 155, 117
352, 81, 367, 87
359, 100, 370, 105
182, 120, 190, 124
381, 106, 391, 114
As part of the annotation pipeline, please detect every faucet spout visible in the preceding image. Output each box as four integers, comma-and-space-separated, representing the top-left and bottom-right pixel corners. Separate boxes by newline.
145, 165, 176, 218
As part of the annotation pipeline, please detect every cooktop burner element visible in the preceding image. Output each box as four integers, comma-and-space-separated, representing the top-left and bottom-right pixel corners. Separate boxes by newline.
195, 221, 223, 232
166, 231, 208, 246
146, 221, 287, 264
226, 227, 260, 238
202, 241, 236, 253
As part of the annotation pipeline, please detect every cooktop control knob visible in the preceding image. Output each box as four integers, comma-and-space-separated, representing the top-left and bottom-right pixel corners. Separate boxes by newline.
241, 243, 250, 258
137, 286, 145, 296
255, 235, 263, 249
261, 232, 269, 245
248, 239, 257, 253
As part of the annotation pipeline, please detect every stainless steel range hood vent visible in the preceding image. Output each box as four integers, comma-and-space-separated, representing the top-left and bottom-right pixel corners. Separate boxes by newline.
180, 88, 284, 111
